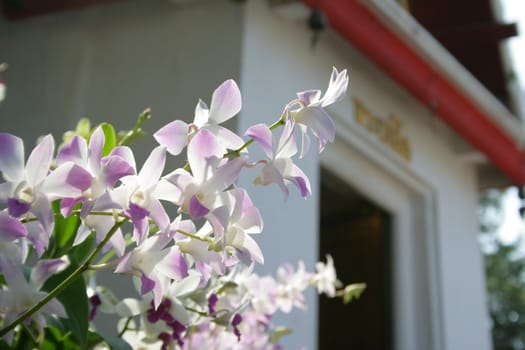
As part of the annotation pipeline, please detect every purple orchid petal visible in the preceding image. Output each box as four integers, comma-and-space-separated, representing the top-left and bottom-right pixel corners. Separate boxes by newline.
209, 79, 242, 124
0, 209, 27, 241
297, 89, 321, 105
189, 195, 209, 219
287, 164, 311, 198
132, 216, 149, 245
25, 134, 54, 186
0, 133, 24, 181
204, 157, 246, 194
245, 124, 273, 159
208, 294, 218, 315
31, 256, 69, 289
109, 146, 136, 173
88, 127, 105, 174
187, 129, 223, 183
26, 221, 48, 257
43, 163, 92, 199
101, 155, 135, 187
7, 198, 31, 217
231, 313, 242, 341
128, 202, 149, 221
60, 197, 83, 217
30, 194, 54, 234
158, 247, 188, 280
207, 205, 230, 238
294, 106, 335, 152
138, 146, 166, 188
140, 272, 156, 295
56, 136, 87, 166
154, 120, 189, 156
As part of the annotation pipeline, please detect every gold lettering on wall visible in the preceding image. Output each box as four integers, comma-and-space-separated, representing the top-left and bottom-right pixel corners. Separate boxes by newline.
353, 98, 412, 161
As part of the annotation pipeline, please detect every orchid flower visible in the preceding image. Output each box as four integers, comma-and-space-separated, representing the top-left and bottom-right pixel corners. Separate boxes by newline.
55, 126, 135, 217
115, 229, 189, 308
207, 188, 264, 265
246, 122, 311, 199
0, 257, 69, 344
311, 254, 341, 297
164, 129, 246, 220
0, 133, 55, 234
289, 67, 348, 156
109, 145, 179, 243
154, 79, 244, 156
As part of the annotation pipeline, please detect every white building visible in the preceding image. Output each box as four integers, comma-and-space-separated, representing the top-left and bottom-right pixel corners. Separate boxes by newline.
2, 0, 524, 349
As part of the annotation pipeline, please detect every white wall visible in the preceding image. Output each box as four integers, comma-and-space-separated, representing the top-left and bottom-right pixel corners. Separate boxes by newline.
241, 1, 492, 349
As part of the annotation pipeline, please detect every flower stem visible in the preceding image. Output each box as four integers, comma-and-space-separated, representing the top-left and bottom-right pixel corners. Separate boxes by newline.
0, 218, 129, 339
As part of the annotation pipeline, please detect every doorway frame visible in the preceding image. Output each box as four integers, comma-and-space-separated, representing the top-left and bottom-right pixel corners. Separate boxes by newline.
320, 111, 444, 350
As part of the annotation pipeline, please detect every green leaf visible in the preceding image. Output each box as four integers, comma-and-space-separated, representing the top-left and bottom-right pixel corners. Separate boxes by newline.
342, 283, 367, 304
71, 231, 96, 265
101, 335, 133, 350
99, 123, 117, 156
270, 326, 293, 343
43, 261, 89, 346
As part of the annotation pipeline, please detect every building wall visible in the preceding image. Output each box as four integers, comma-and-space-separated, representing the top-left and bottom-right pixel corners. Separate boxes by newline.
0, 0, 243, 163
240, 1, 492, 349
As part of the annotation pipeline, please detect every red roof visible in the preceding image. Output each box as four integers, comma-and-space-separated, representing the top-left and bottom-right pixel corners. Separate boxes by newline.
302, 0, 525, 185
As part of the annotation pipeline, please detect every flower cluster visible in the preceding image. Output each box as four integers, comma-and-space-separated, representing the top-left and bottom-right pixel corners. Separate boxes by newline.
0, 68, 364, 349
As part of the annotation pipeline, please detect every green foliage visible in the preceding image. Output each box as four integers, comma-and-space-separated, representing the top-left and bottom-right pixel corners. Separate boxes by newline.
342, 283, 367, 304
99, 123, 117, 156
480, 188, 525, 350
42, 261, 89, 346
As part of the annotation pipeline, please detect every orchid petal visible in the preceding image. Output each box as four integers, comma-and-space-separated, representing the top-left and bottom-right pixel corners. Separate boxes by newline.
187, 129, 222, 183
0, 210, 27, 241
31, 194, 54, 234
193, 99, 209, 127
101, 155, 135, 187
204, 156, 246, 194
0, 133, 24, 181
153, 120, 189, 156
293, 106, 335, 152
88, 127, 105, 174
288, 164, 311, 198
138, 146, 166, 188
209, 79, 241, 124
189, 195, 210, 219
25, 134, 54, 186
320, 67, 348, 107
56, 136, 87, 166
242, 234, 264, 264
109, 146, 136, 173
297, 89, 321, 105
148, 197, 170, 232
43, 163, 92, 199
158, 247, 188, 280
246, 124, 273, 159
31, 256, 69, 290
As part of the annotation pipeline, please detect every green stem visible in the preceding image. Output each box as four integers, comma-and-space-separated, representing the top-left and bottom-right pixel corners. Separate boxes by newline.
0, 218, 129, 339
176, 229, 213, 243
118, 317, 133, 338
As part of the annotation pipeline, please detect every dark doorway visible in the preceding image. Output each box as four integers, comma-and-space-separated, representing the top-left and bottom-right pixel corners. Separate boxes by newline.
318, 169, 393, 350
